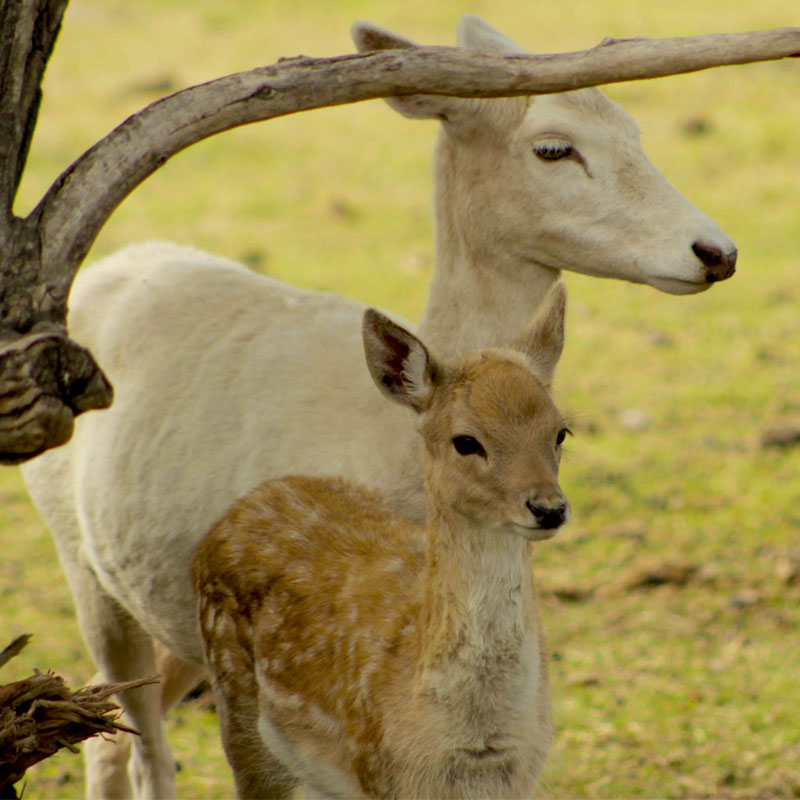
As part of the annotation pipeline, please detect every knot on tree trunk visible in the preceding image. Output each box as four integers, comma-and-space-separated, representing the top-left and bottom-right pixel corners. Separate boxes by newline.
0, 330, 113, 465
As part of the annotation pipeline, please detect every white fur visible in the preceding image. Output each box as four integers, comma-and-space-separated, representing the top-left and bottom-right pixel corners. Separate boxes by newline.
21, 15, 735, 799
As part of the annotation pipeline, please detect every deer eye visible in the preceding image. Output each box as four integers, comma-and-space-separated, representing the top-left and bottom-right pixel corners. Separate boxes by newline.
556, 428, 572, 446
452, 435, 487, 458
533, 139, 573, 161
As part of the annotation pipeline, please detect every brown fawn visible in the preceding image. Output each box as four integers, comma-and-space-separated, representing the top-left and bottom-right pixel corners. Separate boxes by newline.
192, 282, 570, 799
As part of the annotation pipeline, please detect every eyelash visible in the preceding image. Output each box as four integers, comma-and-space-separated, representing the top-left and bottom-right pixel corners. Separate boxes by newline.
533, 141, 574, 161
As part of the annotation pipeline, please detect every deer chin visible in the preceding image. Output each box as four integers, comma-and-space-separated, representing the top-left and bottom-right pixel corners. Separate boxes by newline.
511, 522, 562, 542
646, 275, 715, 295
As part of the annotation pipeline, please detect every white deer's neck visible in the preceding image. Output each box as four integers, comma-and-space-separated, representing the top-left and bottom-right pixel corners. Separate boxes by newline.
417, 136, 560, 359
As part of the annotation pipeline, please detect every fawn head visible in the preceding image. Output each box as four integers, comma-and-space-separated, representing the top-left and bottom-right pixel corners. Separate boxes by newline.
363, 283, 570, 540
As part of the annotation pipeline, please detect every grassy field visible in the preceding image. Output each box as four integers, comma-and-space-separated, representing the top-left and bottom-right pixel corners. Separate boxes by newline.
3, 0, 799, 797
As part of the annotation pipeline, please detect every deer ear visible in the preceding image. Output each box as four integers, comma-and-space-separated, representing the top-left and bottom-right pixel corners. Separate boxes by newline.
351, 20, 474, 123
511, 282, 567, 386
362, 309, 440, 413
455, 14, 525, 54
351, 20, 416, 53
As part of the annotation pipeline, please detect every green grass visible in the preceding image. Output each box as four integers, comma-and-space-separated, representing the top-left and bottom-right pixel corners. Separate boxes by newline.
3, 0, 800, 797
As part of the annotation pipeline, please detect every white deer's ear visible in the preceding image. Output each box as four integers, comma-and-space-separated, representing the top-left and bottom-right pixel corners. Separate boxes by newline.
511, 282, 567, 386
455, 14, 525, 54
351, 20, 474, 123
351, 20, 416, 53
362, 309, 440, 413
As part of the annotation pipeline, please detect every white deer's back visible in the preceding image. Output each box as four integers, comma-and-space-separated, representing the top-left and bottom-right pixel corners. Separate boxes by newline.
26, 242, 422, 660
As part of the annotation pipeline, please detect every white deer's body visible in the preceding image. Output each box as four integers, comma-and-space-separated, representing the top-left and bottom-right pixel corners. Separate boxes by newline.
192, 294, 569, 799
20, 15, 736, 799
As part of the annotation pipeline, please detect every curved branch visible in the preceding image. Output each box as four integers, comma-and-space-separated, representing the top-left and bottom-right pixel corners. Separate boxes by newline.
1, 23, 798, 464
35, 27, 800, 296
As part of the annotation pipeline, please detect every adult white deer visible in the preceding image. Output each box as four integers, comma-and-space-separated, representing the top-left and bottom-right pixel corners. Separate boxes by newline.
193, 285, 569, 799
20, 14, 736, 800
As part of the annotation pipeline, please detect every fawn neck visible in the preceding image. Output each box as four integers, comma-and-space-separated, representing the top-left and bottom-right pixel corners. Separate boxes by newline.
414, 489, 540, 684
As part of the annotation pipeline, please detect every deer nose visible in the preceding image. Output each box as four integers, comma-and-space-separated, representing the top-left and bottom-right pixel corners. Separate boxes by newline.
692, 240, 737, 283
525, 499, 568, 530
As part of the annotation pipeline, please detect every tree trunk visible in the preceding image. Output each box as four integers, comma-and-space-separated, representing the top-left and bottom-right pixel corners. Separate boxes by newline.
0, 0, 797, 462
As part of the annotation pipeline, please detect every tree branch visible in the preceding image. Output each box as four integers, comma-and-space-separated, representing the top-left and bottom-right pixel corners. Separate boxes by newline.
33, 27, 800, 297
0, 22, 798, 464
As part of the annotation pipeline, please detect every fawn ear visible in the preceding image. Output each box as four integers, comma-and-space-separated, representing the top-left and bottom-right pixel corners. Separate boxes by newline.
351, 20, 475, 123
511, 282, 567, 386
362, 309, 440, 413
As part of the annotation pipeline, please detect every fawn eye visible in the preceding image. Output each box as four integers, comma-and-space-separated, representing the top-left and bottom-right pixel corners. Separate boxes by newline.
533, 139, 573, 161
556, 428, 572, 447
452, 435, 487, 458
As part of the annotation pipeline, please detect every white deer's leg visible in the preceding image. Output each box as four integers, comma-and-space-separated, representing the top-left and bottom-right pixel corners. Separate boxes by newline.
83, 644, 204, 800
120, 646, 176, 800
84, 723, 132, 800
154, 642, 207, 714
66, 564, 176, 800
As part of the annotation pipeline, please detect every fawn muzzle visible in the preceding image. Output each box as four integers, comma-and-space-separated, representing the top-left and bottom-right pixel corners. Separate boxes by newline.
525, 498, 568, 531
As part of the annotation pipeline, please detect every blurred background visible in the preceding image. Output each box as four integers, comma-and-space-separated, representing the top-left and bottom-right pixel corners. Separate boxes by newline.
3, 0, 799, 796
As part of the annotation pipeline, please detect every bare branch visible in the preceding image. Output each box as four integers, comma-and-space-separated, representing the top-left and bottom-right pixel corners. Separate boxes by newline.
34, 27, 800, 296
0, 636, 32, 671
0, 22, 797, 464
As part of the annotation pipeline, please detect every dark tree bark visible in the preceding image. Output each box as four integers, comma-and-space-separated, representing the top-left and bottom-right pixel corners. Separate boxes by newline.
0, 0, 94, 464
0, 0, 798, 463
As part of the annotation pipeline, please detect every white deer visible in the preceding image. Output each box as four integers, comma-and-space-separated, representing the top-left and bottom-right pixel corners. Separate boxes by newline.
192, 283, 569, 800
20, 14, 736, 800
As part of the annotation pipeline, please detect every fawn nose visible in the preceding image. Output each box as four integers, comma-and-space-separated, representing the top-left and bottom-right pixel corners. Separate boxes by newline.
692, 240, 737, 283
525, 499, 568, 530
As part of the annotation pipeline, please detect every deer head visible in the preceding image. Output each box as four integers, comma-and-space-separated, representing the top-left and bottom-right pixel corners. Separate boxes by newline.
353, 15, 737, 295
